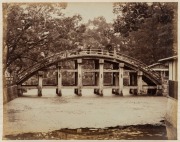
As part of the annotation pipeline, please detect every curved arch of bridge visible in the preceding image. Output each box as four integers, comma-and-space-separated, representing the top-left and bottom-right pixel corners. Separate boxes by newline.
16, 49, 161, 86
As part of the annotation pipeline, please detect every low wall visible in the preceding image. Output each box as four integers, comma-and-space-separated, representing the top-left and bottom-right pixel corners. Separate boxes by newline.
3, 85, 19, 104
165, 97, 178, 140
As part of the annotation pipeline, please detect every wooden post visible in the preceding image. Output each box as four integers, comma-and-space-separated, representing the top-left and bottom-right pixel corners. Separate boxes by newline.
99, 59, 104, 96
57, 62, 62, 96
38, 71, 43, 97
137, 71, 143, 95
118, 63, 124, 96
77, 59, 82, 96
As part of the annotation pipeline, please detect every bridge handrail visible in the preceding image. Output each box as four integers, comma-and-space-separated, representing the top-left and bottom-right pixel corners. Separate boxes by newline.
17, 48, 161, 84
80, 49, 160, 79
17, 49, 77, 77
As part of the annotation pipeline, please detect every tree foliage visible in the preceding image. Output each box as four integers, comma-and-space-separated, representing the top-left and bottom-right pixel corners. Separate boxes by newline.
113, 2, 176, 64
4, 3, 85, 74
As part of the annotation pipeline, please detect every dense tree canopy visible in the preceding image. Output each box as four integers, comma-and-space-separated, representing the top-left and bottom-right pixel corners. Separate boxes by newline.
4, 3, 85, 74
3, 2, 177, 79
113, 2, 177, 64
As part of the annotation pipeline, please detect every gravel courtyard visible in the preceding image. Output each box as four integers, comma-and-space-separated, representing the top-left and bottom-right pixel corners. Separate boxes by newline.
3, 89, 167, 137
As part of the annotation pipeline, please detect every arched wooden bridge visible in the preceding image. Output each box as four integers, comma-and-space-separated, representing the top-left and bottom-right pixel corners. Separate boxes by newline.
17, 48, 162, 96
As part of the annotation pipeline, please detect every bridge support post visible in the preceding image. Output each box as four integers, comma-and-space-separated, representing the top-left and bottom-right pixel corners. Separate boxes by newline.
137, 71, 143, 95
57, 62, 62, 96
112, 63, 119, 95
129, 72, 137, 95
38, 71, 43, 97
156, 85, 163, 96
75, 59, 82, 96
98, 59, 104, 96
118, 63, 124, 96
17, 85, 23, 96
94, 60, 99, 95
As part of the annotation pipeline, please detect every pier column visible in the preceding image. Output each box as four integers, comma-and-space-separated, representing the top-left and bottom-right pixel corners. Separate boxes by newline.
112, 63, 119, 95
137, 71, 143, 95
156, 85, 162, 96
94, 60, 99, 94
76, 59, 82, 96
17, 85, 23, 96
38, 71, 43, 97
118, 63, 124, 96
129, 72, 137, 95
75, 60, 78, 86
57, 62, 62, 96
98, 59, 104, 96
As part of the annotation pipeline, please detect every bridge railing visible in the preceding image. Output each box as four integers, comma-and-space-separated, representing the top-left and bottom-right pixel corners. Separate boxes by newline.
17, 48, 161, 84
79, 49, 161, 81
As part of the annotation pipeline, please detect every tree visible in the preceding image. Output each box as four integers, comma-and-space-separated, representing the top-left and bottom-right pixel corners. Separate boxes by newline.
113, 2, 176, 64
3, 3, 86, 77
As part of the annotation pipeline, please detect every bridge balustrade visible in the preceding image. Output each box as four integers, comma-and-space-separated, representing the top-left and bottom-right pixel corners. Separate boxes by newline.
16, 48, 162, 97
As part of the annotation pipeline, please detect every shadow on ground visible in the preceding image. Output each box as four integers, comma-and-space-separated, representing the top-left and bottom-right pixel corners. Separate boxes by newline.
4, 124, 167, 140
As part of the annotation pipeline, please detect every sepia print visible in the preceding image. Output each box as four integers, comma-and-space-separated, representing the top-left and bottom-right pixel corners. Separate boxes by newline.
2, 1, 178, 140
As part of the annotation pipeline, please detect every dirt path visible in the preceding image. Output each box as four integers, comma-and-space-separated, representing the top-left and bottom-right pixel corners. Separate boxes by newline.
3, 89, 167, 137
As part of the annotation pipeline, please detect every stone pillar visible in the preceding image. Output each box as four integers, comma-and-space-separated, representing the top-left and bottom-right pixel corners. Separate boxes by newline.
112, 63, 118, 95
129, 72, 137, 95
118, 63, 124, 96
38, 71, 43, 97
17, 85, 23, 96
156, 85, 163, 96
76, 59, 82, 96
98, 59, 104, 96
75, 60, 78, 86
137, 71, 143, 95
94, 60, 99, 94
57, 62, 62, 96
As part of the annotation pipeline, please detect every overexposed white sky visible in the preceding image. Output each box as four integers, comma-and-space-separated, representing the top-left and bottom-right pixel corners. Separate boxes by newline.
62, 2, 116, 23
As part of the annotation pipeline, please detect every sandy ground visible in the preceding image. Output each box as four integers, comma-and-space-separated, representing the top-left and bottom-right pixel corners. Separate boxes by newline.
3, 89, 167, 136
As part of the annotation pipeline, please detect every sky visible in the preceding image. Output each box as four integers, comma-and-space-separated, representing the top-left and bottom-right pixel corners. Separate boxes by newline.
62, 2, 116, 23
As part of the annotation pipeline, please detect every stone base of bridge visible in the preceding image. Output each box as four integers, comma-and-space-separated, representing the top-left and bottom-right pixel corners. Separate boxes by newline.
129, 89, 137, 95
112, 89, 123, 96
94, 89, 103, 96
156, 85, 163, 96
17, 85, 23, 97
56, 88, 62, 96
37, 87, 42, 97
74, 88, 82, 96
